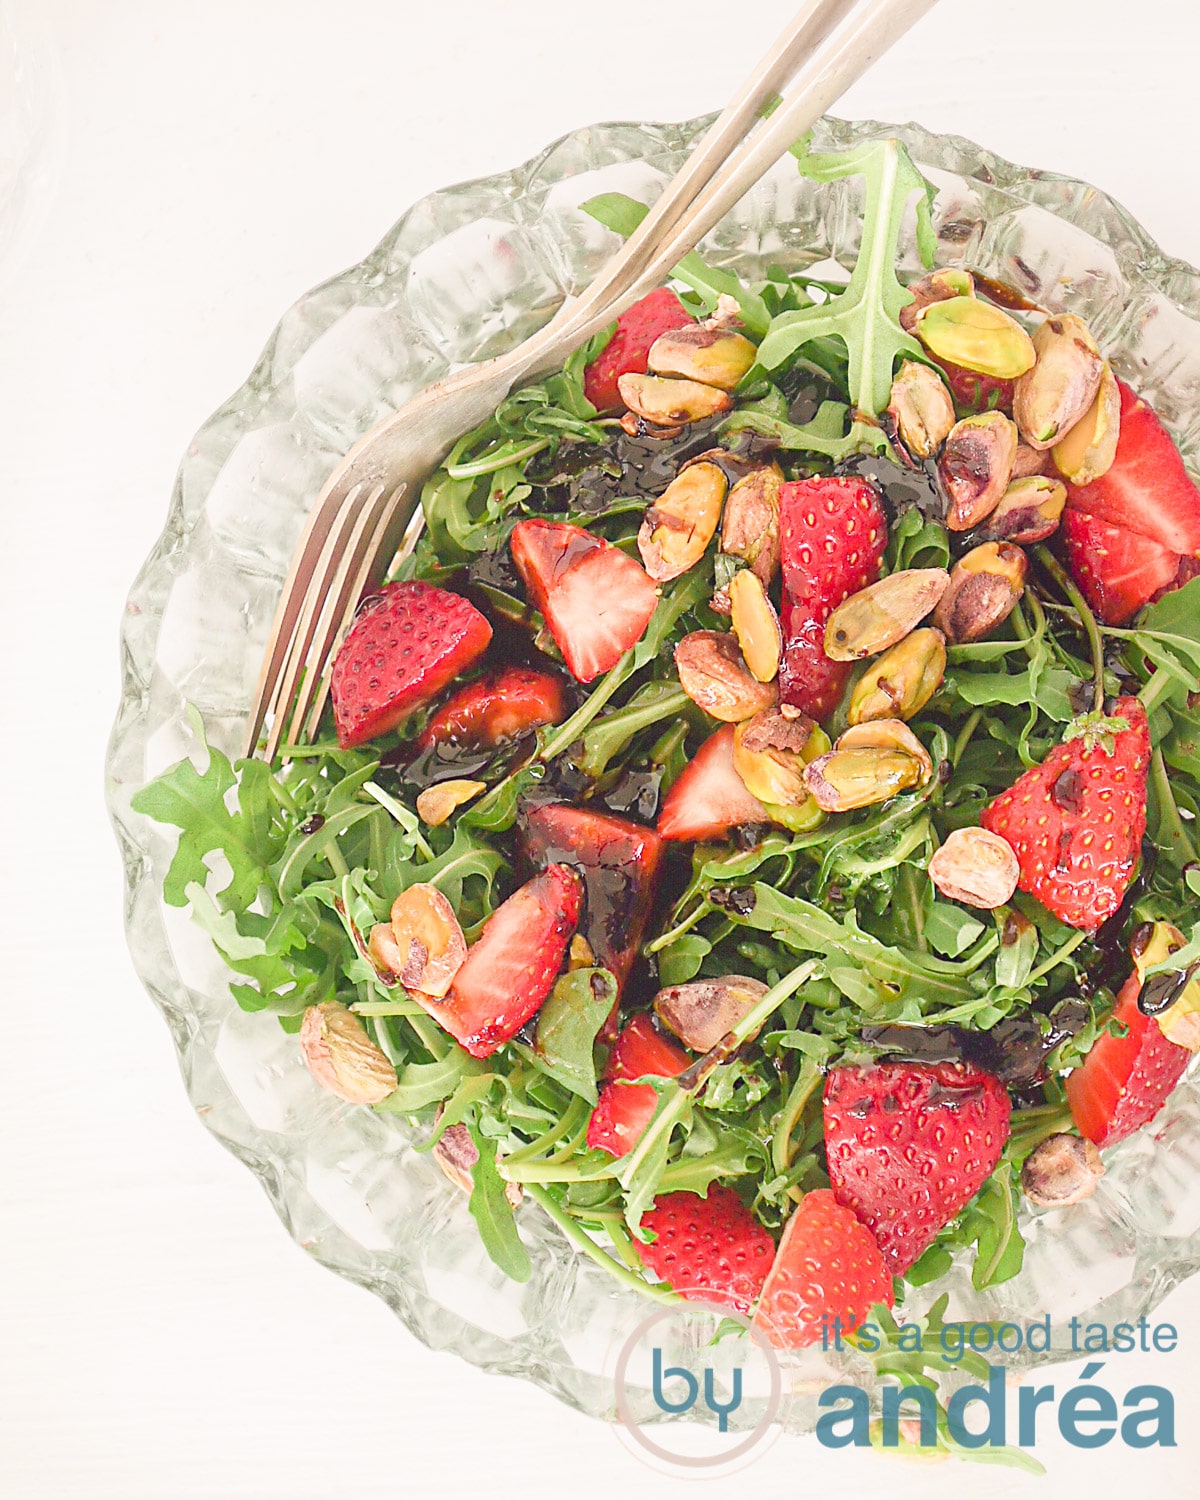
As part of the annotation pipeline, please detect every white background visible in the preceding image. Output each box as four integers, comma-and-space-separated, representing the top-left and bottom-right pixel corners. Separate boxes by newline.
3, 1, 1200, 1496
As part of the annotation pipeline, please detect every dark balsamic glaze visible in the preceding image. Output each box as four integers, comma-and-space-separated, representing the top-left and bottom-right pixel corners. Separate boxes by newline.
833, 450, 945, 525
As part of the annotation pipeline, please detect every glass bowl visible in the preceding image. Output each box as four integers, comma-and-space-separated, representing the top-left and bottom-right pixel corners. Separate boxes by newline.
106, 112, 1200, 1432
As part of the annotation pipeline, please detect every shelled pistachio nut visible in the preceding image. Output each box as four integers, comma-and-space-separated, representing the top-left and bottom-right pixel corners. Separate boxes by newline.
898, 268, 976, 332
824, 567, 950, 661
887, 360, 956, 459
654, 975, 769, 1053
978, 475, 1067, 545
416, 778, 486, 828
1130, 921, 1200, 1051
674, 630, 777, 721
638, 461, 728, 582
729, 569, 782, 682
939, 411, 1019, 531
732, 709, 823, 806
933, 542, 1028, 643
368, 882, 468, 997
617, 372, 733, 426
1013, 314, 1104, 450
803, 744, 926, 813
848, 628, 947, 724
299, 1001, 398, 1105
647, 325, 758, 391
927, 826, 1020, 909
1011, 442, 1051, 479
1052, 362, 1121, 486
721, 463, 783, 585
433, 1120, 522, 1205
837, 718, 933, 784
913, 295, 1036, 379
1021, 1134, 1105, 1208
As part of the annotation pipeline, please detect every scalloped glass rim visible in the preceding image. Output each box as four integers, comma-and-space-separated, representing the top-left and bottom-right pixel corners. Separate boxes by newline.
106, 113, 1200, 1432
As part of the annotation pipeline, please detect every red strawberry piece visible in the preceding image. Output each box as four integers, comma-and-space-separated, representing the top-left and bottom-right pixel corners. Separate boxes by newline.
586, 1013, 689, 1157
415, 864, 581, 1059
753, 1189, 893, 1348
420, 666, 566, 749
656, 723, 770, 842
1059, 508, 1180, 626
583, 287, 694, 414
510, 518, 658, 683
633, 1186, 775, 1315
1066, 966, 1193, 1149
823, 1061, 1011, 1275
1065, 381, 1200, 558
330, 581, 492, 749
521, 803, 663, 993
778, 477, 887, 719
980, 696, 1151, 931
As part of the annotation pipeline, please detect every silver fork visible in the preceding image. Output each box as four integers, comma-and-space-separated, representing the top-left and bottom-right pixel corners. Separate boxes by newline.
247, 0, 938, 759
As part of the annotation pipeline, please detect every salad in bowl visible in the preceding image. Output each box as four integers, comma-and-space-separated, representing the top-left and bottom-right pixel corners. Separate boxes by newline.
120, 117, 1200, 1429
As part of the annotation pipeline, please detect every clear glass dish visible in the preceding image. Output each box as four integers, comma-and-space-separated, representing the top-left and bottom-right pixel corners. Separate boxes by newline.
106, 113, 1200, 1431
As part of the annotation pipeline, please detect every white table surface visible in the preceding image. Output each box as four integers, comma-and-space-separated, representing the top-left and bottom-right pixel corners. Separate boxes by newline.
4, 1, 1200, 1495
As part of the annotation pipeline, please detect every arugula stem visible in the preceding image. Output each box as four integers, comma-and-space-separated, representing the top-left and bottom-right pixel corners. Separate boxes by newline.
445, 437, 550, 479
1035, 546, 1104, 712
951, 708, 983, 767
770, 1059, 821, 1180
1023, 929, 1088, 986
524, 1185, 681, 1304
1150, 745, 1198, 867
502, 1159, 618, 1184
645, 900, 707, 955
325, 842, 350, 879
1140, 666, 1176, 714
503, 1094, 591, 1166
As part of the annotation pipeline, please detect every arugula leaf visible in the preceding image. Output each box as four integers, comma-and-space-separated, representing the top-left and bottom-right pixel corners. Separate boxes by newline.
467, 1116, 532, 1282
756, 139, 935, 433
533, 968, 617, 1104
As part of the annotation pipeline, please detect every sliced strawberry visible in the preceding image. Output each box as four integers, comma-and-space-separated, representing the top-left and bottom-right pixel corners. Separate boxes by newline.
521, 803, 663, 992
1065, 968, 1192, 1148
416, 864, 581, 1059
583, 287, 694, 414
330, 581, 492, 748
778, 477, 887, 719
1065, 381, 1200, 558
981, 697, 1151, 931
510, 518, 658, 683
1059, 507, 1180, 625
656, 723, 770, 842
753, 1189, 893, 1348
633, 1186, 775, 1315
420, 666, 566, 749
823, 1061, 1011, 1275
586, 1013, 689, 1157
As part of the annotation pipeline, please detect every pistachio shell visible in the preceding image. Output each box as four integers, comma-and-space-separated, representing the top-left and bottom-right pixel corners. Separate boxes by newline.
729, 569, 782, 682
654, 975, 769, 1052
648, 326, 758, 391
638, 461, 728, 582
913, 296, 1036, 379
803, 746, 925, 813
721, 463, 783, 585
887, 360, 956, 459
978, 476, 1067, 545
933, 542, 1028, 644
617, 372, 733, 426
938, 411, 1019, 531
1013, 314, 1104, 450
674, 630, 777, 721
1052, 361, 1121, 485
823, 567, 950, 661
299, 1002, 398, 1105
927, 826, 1020, 909
416, 778, 486, 827
848, 628, 946, 725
